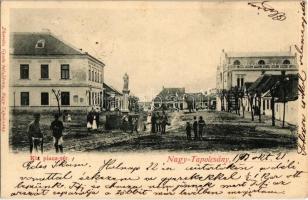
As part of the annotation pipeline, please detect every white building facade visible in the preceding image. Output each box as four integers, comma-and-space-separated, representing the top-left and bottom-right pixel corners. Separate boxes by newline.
10, 32, 105, 112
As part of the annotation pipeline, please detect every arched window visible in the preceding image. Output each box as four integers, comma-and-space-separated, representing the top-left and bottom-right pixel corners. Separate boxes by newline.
258, 60, 265, 65
233, 60, 241, 65
283, 59, 290, 64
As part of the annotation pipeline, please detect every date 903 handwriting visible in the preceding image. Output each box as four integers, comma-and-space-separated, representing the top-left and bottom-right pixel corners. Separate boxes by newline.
248, 1, 286, 21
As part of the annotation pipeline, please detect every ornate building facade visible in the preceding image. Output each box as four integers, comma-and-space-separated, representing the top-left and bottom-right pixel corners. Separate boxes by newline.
216, 49, 298, 112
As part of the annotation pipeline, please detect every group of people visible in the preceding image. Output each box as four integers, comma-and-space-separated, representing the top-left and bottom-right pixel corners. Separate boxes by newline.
86, 108, 100, 132
151, 111, 169, 134
185, 116, 206, 140
121, 113, 146, 133
27, 113, 65, 154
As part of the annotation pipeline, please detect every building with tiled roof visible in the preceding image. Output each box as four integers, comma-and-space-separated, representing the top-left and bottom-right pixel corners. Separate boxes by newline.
152, 87, 187, 110
9, 32, 105, 111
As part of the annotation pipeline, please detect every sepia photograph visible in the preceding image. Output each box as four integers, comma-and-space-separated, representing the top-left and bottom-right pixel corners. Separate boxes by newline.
1, 1, 307, 198
8, 2, 301, 154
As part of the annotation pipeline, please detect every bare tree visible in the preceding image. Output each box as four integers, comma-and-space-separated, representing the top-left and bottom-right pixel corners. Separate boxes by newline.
52, 89, 61, 115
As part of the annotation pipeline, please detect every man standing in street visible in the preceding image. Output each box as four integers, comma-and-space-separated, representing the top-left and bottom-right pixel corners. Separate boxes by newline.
50, 113, 65, 153
193, 116, 198, 140
161, 112, 168, 134
198, 116, 206, 141
151, 112, 157, 133
27, 113, 43, 154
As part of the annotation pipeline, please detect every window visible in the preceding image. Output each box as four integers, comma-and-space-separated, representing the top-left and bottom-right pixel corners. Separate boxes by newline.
89, 92, 91, 105
283, 59, 290, 64
267, 99, 270, 109
263, 100, 265, 110
41, 64, 49, 79
20, 64, 29, 79
95, 72, 97, 82
61, 92, 70, 105
41, 92, 49, 105
35, 39, 45, 48
236, 75, 244, 87
91, 70, 94, 82
73, 95, 78, 103
61, 64, 70, 79
258, 60, 265, 65
21, 92, 29, 106
88, 69, 91, 81
233, 60, 240, 65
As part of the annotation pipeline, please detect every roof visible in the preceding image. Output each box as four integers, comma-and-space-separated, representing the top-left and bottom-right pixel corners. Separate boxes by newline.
244, 82, 253, 90
11, 32, 104, 65
103, 83, 122, 95
157, 87, 186, 98
247, 74, 281, 94
248, 74, 298, 102
226, 51, 294, 58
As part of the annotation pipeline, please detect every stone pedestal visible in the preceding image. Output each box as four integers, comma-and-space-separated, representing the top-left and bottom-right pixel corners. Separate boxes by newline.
121, 89, 130, 113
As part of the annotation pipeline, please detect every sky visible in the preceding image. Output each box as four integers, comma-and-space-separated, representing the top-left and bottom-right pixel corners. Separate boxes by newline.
9, 1, 301, 101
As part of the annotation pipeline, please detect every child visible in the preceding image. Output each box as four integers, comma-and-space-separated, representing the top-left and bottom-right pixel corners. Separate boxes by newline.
186, 122, 192, 140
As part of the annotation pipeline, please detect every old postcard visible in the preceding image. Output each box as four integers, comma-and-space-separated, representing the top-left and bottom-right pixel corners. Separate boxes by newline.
0, 0, 307, 198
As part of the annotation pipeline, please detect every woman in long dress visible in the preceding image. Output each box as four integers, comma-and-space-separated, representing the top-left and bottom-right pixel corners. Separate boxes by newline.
86, 112, 93, 132
92, 115, 98, 131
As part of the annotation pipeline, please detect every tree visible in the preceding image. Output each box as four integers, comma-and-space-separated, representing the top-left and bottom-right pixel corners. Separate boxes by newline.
52, 89, 61, 116
270, 81, 280, 126
246, 90, 254, 121
238, 90, 245, 118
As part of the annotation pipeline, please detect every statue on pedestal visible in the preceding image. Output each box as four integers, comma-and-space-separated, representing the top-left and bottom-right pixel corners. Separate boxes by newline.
123, 73, 129, 92
122, 73, 130, 113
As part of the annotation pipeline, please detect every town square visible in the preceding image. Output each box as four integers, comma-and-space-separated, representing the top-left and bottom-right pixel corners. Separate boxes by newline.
8, 2, 300, 153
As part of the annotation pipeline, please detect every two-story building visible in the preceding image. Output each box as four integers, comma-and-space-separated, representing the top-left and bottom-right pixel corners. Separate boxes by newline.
216, 49, 298, 112
10, 32, 105, 112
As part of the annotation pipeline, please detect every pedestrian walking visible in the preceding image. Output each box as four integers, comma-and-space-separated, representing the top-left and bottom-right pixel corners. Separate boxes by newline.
128, 115, 135, 134
161, 112, 168, 134
27, 113, 43, 154
133, 118, 139, 133
156, 112, 161, 133
198, 116, 206, 140
186, 122, 192, 140
67, 113, 72, 122
50, 113, 64, 153
193, 116, 198, 140
137, 113, 144, 133
86, 111, 93, 131
151, 112, 157, 133
92, 114, 98, 131
95, 109, 100, 129
122, 115, 128, 133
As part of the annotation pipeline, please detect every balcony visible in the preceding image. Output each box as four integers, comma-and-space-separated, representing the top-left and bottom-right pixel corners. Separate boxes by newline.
229, 64, 297, 69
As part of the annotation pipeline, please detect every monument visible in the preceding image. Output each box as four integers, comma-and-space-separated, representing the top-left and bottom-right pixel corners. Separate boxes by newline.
122, 73, 130, 113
